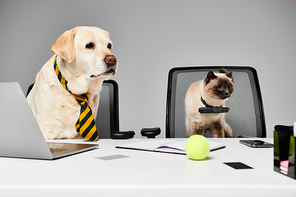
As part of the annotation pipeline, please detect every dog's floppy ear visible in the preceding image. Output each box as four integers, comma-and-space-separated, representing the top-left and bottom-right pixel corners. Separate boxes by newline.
105, 30, 110, 36
51, 28, 77, 64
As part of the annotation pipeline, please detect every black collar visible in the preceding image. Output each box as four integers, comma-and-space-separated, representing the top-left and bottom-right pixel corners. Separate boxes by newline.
199, 97, 230, 114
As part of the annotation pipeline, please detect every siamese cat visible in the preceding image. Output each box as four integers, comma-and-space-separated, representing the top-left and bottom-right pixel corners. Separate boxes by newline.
185, 68, 234, 138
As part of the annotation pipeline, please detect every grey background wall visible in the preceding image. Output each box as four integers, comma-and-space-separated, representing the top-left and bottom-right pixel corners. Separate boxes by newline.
0, 0, 295, 138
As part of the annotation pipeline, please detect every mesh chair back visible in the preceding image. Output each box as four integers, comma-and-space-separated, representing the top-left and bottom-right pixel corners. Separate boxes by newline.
166, 66, 266, 138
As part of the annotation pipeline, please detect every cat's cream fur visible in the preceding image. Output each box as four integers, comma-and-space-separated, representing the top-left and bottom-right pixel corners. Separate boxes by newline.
185, 68, 234, 138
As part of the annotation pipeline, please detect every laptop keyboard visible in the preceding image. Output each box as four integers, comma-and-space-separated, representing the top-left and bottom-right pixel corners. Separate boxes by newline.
47, 143, 68, 154
49, 147, 68, 153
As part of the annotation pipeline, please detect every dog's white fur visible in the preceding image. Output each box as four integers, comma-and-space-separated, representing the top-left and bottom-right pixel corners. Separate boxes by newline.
27, 26, 117, 140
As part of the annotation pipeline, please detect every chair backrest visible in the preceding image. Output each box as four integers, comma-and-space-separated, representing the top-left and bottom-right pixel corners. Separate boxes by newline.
96, 80, 120, 139
166, 66, 266, 138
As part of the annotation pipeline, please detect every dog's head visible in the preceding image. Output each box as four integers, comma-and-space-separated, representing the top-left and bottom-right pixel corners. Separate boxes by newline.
51, 26, 117, 94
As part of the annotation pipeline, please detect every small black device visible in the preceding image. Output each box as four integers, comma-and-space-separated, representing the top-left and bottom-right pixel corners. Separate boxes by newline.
111, 131, 135, 139
239, 140, 273, 148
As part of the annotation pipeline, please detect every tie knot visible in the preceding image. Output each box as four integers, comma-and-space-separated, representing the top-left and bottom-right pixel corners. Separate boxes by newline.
73, 93, 89, 103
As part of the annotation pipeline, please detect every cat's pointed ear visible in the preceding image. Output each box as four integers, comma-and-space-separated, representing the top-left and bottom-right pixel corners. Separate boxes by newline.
205, 71, 217, 84
226, 71, 233, 79
219, 68, 228, 74
219, 68, 233, 79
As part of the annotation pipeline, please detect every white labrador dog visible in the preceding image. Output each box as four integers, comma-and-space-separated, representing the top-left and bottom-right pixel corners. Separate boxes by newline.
27, 26, 117, 140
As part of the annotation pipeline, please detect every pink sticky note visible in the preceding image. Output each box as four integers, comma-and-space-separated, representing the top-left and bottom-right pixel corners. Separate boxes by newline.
280, 160, 289, 169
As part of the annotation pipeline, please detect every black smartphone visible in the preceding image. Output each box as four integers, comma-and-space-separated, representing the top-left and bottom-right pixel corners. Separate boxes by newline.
239, 140, 273, 148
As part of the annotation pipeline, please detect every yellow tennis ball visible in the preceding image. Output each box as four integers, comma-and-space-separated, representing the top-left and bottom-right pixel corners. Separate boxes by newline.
185, 135, 210, 160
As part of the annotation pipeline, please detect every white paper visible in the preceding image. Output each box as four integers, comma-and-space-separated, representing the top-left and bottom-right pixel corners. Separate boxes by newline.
116, 139, 224, 154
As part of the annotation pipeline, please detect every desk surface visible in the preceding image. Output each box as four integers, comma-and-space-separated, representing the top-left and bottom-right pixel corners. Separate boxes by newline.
0, 138, 295, 197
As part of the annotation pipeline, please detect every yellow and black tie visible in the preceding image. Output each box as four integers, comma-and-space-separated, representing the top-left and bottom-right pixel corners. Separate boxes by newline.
53, 56, 99, 141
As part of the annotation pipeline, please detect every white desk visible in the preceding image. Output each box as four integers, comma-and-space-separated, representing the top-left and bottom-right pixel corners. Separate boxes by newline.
0, 138, 295, 197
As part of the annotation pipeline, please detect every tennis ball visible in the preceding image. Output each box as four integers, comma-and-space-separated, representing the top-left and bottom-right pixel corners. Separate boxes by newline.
185, 135, 210, 160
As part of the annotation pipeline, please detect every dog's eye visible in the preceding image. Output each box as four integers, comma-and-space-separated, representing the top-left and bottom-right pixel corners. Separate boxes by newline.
107, 43, 112, 49
86, 42, 95, 49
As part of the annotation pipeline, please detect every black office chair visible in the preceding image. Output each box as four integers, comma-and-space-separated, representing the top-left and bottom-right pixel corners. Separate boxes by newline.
96, 80, 135, 139
165, 66, 266, 138
26, 80, 134, 139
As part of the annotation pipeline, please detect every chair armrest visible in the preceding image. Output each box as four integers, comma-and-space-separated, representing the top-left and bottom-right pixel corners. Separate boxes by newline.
141, 127, 161, 138
111, 131, 135, 139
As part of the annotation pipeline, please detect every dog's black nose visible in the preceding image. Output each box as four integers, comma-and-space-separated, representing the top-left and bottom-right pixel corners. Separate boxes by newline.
104, 55, 117, 67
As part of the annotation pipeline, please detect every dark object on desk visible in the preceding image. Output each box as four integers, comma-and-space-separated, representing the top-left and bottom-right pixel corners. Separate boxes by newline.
111, 131, 135, 139
224, 162, 253, 170
237, 135, 256, 138
274, 124, 296, 179
239, 140, 273, 148
26, 80, 134, 140
141, 127, 161, 138
166, 66, 266, 138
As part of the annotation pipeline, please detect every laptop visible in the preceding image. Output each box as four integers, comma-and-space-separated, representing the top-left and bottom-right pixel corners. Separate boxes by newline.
0, 82, 99, 160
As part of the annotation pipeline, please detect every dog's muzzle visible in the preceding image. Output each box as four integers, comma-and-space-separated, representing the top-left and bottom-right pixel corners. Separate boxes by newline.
90, 55, 117, 78
105, 68, 116, 75
104, 54, 117, 75
104, 55, 117, 68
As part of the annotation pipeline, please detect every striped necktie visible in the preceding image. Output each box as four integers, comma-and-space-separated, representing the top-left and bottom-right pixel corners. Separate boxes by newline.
53, 56, 99, 141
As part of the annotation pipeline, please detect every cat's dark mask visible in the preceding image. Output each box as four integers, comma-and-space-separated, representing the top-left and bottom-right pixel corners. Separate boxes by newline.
204, 68, 234, 100
205, 68, 233, 84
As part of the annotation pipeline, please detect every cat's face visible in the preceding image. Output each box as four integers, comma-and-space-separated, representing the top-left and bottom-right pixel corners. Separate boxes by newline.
203, 68, 234, 101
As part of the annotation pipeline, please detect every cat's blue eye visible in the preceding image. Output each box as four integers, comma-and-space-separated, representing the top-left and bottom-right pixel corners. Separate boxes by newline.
217, 85, 221, 90
228, 84, 232, 89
